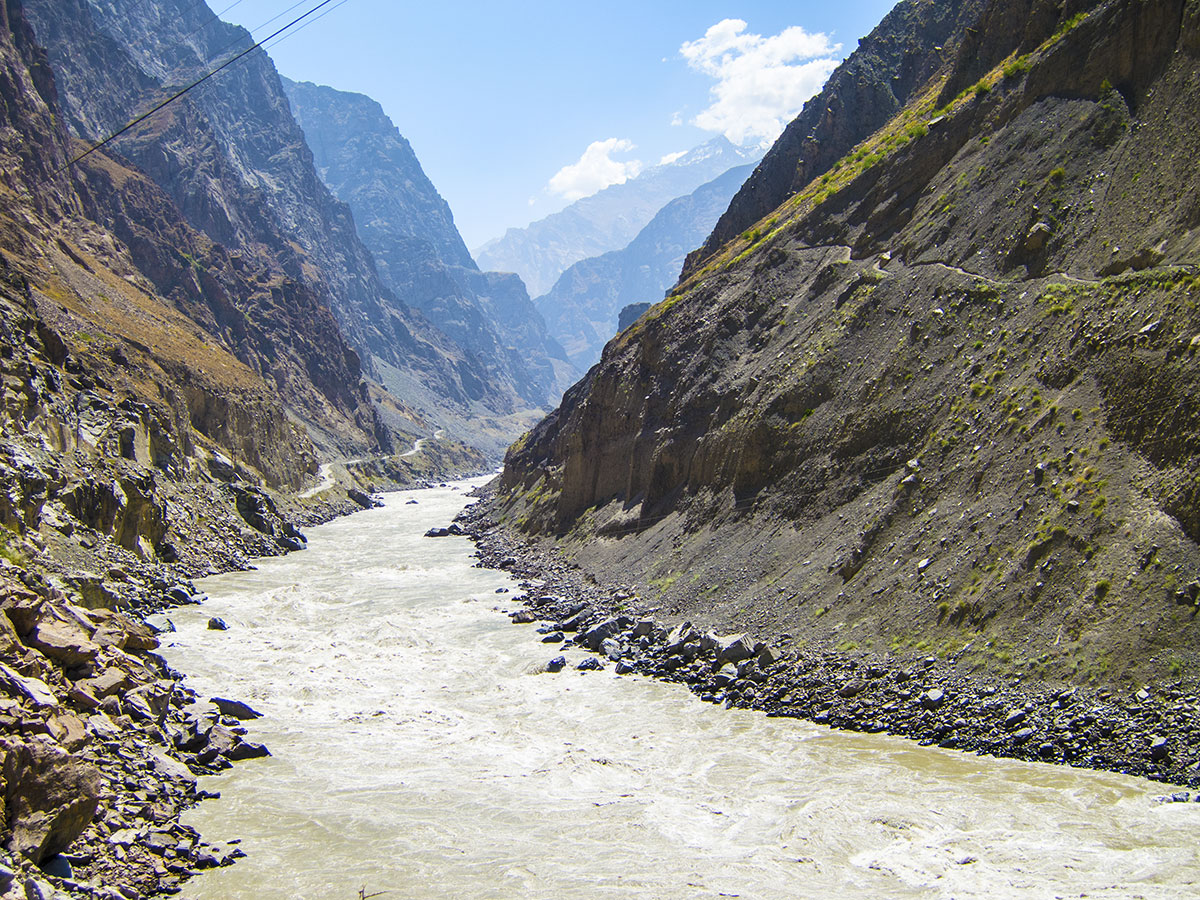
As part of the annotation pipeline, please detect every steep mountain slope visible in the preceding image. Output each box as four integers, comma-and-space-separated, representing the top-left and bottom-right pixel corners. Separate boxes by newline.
22, 0, 519, 452
536, 164, 754, 370
282, 78, 574, 424
493, 0, 1200, 710
475, 138, 759, 296
684, 0, 990, 278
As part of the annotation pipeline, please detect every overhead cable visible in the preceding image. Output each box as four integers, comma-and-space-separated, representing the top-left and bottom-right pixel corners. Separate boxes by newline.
50, 0, 340, 179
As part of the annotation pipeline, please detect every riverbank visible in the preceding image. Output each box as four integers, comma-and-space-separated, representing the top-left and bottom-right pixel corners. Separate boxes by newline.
0, 454, 481, 899
458, 488, 1200, 792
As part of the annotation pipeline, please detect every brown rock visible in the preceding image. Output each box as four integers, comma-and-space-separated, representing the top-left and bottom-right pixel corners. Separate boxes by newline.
45, 713, 89, 751
78, 669, 129, 699
2, 736, 102, 864
27, 619, 100, 667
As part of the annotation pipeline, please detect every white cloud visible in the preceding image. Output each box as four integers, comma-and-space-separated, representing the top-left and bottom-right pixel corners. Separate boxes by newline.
659, 150, 687, 166
681, 18, 841, 146
547, 138, 643, 202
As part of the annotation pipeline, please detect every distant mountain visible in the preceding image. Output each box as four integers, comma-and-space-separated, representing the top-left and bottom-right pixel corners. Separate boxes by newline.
475, 137, 760, 296
283, 79, 574, 441
535, 164, 755, 369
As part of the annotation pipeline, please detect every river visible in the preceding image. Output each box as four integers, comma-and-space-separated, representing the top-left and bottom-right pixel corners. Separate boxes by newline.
158, 480, 1200, 899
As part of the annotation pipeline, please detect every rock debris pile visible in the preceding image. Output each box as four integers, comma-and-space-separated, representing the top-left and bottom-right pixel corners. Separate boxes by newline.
0, 566, 267, 899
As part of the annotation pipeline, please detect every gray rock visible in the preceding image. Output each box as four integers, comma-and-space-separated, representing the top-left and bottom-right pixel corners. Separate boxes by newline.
207, 617, 229, 631
226, 740, 270, 761
576, 657, 604, 671
1004, 709, 1027, 728
545, 656, 566, 673
600, 638, 623, 660
540, 631, 564, 643
210, 697, 263, 720
920, 689, 945, 709
1150, 735, 1169, 761
837, 679, 867, 699
1012, 727, 1036, 743
614, 661, 635, 675
581, 618, 625, 651
711, 665, 738, 688
716, 635, 756, 665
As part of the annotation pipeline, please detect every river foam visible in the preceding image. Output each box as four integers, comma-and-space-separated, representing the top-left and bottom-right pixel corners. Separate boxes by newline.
159, 480, 1200, 899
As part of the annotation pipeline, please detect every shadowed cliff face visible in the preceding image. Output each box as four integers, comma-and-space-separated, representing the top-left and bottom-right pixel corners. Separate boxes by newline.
282, 78, 575, 421
22, 0, 531, 452
495, 0, 1200, 689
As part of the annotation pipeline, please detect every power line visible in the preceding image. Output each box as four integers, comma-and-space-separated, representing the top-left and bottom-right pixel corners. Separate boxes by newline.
262, 0, 351, 50
50, 0, 340, 180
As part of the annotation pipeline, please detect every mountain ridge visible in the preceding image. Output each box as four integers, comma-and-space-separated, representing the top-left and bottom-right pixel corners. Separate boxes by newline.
475, 137, 759, 296
535, 163, 755, 370
489, 0, 1200, 753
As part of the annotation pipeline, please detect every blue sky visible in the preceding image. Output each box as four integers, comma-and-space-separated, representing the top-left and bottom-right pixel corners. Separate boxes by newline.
219, 1, 898, 248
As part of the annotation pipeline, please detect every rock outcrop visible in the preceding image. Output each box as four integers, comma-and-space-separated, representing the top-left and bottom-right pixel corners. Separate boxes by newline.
22, 0, 528, 455
494, 0, 1200, 697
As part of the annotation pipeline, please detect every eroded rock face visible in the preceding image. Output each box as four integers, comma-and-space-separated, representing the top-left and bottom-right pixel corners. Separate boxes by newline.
495, 0, 1200, 690
1, 736, 101, 864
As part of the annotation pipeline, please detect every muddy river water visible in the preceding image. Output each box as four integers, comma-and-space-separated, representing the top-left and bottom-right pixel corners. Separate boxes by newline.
158, 480, 1200, 899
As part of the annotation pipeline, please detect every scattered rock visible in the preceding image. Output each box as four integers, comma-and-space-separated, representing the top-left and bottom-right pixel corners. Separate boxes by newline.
207, 617, 229, 631
210, 697, 262, 720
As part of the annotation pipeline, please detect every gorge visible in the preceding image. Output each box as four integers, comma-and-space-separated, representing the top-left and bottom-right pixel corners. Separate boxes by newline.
0, 0, 1197, 897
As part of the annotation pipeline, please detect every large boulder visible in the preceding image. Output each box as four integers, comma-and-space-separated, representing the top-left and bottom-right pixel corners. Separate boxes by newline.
2, 737, 101, 864
26, 619, 99, 667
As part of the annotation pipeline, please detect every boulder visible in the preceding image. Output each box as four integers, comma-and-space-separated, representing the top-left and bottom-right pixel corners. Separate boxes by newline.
0, 664, 57, 708
147, 749, 197, 788
545, 656, 566, 673
716, 635, 756, 665
2, 737, 102, 864
226, 739, 270, 761
580, 618, 625, 651
837, 678, 867, 699
210, 697, 263, 720
920, 688, 946, 710
26, 620, 99, 667
207, 617, 229, 631
77, 669, 128, 699
1150, 735, 1170, 761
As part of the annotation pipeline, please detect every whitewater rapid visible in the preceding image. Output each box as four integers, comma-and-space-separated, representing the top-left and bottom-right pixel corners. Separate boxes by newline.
158, 480, 1200, 899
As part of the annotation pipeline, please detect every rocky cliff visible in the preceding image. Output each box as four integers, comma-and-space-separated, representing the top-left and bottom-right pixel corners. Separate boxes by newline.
475, 138, 759, 297
536, 164, 755, 370
282, 79, 575, 436
22, 0, 525, 454
493, 0, 1200, 741
0, 0, 488, 890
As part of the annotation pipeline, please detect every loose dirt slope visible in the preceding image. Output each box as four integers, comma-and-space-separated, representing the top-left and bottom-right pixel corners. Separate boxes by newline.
493, 0, 1200, 698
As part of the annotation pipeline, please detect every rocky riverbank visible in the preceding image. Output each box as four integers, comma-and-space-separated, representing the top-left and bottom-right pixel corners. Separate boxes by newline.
0, 558, 279, 900
458, 491, 1200, 792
